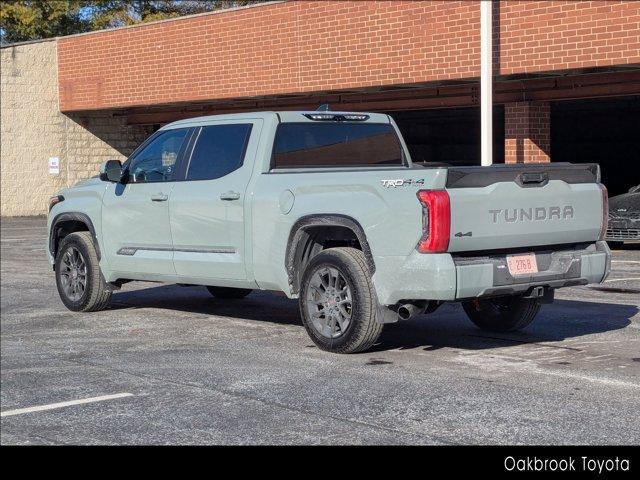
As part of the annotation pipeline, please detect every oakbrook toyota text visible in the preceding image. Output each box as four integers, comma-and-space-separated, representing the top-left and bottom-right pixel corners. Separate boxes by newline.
505, 456, 630, 473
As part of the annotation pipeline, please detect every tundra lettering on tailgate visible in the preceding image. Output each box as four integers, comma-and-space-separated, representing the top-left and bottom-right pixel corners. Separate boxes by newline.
490, 206, 575, 223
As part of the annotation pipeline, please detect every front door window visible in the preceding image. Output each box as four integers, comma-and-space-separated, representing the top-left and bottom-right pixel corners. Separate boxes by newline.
128, 128, 189, 183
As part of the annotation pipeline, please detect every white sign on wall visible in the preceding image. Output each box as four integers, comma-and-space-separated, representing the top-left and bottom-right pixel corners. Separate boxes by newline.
48, 157, 60, 175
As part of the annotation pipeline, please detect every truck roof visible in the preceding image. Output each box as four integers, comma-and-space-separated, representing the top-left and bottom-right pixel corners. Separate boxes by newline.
162, 111, 391, 129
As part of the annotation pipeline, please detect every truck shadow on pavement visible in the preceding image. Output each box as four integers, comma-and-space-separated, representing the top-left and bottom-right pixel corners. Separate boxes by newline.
373, 300, 637, 353
110, 284, 303, 326
110, 284, 637, 353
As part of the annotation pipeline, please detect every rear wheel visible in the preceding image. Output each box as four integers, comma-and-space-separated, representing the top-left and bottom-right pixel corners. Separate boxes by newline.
299, 247, 383, 354
205, 286, 252, 299
55, 232, 111, 312
462, 296, 540, 332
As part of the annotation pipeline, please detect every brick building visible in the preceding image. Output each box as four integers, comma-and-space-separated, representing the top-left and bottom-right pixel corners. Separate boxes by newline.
1, 0, 639, 216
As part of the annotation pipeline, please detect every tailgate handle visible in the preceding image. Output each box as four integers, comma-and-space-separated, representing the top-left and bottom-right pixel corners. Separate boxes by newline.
518, 172, 549, 187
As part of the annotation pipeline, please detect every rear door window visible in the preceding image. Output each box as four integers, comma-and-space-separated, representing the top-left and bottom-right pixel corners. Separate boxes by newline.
272, 122, 403, 168
186, 124, 253, 181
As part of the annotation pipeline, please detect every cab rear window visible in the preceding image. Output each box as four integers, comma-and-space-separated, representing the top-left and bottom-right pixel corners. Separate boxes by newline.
272, 123, 403, 169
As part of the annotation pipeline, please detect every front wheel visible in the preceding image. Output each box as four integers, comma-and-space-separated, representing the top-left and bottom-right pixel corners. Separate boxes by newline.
299, 247, 383, 354
462, 296, 541, 332
55, 231, 111, 312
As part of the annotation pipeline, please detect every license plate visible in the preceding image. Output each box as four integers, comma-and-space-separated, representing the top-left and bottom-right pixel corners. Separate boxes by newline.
507, 253, 538, 276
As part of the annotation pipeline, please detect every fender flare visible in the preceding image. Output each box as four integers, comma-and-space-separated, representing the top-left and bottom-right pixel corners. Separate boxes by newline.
49, 212, 101, 260
285, 214, 375, 294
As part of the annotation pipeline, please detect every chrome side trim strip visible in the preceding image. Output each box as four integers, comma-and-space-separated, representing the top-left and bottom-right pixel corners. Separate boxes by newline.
117, 245, 236, 256
175, 246, 236, 254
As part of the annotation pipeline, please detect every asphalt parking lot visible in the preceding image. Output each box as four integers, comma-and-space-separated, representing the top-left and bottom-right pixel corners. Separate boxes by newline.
1, 216, 639, 445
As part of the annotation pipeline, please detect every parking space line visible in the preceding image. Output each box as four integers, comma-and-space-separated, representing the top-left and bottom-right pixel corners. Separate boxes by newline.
612, 260, 640, 264
0, 393, 134, 417
604, 277, 640, 283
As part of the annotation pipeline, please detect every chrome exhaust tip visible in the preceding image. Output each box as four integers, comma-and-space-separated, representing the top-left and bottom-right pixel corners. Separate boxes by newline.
397, 303, 426, 321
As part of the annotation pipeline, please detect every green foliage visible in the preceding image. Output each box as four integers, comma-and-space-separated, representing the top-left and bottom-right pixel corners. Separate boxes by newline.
1, 1, 90, 43
1, 0, 261, 44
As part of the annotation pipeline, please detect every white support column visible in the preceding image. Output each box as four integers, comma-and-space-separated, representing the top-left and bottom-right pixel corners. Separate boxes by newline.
480, 0, 493, 166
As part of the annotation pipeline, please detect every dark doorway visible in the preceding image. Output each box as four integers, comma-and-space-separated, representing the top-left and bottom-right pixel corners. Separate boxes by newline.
385, 106, 505, 166
551, 96, 640, 197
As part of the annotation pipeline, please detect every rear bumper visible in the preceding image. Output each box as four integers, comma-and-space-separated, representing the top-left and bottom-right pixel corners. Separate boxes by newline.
452, 241, 610, 299
371, 241, 610, 305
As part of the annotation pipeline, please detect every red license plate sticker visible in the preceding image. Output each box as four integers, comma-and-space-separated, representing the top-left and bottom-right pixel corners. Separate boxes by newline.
507, 254, 538, 276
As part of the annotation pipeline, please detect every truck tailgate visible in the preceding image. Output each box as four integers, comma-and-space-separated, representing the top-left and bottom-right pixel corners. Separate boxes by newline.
445, 163, 605, 252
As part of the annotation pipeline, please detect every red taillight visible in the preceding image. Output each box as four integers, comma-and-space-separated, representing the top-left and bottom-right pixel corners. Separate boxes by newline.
416, 190, 450, 253
598, 184, 609, 240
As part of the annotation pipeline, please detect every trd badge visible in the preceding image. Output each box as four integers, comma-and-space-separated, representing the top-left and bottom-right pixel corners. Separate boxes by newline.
381, 178, 425, 188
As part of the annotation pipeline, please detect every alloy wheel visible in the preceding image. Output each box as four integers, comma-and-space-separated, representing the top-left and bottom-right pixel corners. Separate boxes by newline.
59, 246, 87, 302
305, 266, 353, 339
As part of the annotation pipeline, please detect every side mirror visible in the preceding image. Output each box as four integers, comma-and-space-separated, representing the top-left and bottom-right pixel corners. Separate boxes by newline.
99, 160, 123, 183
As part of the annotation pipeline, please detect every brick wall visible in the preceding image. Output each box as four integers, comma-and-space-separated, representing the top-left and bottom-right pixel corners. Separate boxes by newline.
0, 41, 152, 216
504, 101, 551, 163
57, 0, 640, 112
1, 41, 67, 216
500, 0, 640, 74
3, 1, 639, 215
64, 114, 153, 187
57, 0, 481, 111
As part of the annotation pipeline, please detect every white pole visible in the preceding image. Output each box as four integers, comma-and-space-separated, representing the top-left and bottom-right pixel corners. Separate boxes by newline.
480, 0, 493, 166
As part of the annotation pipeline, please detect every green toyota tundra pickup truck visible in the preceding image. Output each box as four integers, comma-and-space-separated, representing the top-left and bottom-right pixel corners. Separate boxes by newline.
47, 110, 611, 353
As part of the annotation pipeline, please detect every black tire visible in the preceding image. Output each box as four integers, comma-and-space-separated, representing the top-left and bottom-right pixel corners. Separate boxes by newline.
462, 296, 541, 332
55, 231, 111, 312
206, 286, 252, 299
299, 247, 383, 354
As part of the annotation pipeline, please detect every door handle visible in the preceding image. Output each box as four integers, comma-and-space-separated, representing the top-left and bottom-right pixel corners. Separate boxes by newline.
151, 193, 168, 202
220, 191, 241, 201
